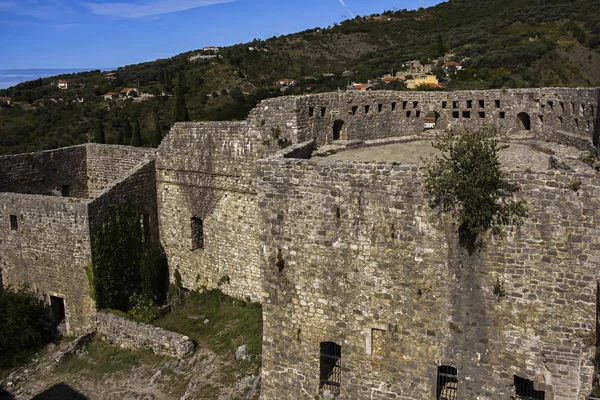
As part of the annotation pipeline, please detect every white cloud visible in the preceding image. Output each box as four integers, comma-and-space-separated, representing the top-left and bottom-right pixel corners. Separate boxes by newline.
86, 0, 236, 18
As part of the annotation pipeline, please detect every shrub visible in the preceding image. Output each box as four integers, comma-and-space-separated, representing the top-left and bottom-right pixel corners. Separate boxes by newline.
0, 285, 54, 369
423, 127, 528, 247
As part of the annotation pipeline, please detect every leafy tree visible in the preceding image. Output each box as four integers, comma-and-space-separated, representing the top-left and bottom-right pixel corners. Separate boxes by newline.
0, 285, 54, 369
423, 127, 527, 247
122, 117, 132, 145
436, 33, 445, 56
131, 118, 142, 147
173, 73, 189, 123
152, 114, 162, 148
139, 245, 169, 305
94, 119, 105, 144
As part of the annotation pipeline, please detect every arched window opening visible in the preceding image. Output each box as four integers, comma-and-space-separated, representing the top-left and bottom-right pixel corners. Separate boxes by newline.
332, 120, 344, 141
436, 365, 458, 400
518, 112, 531, 131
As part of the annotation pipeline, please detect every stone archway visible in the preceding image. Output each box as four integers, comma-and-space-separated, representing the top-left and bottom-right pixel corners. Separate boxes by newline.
517, 112, 531, 131
332, 120, 344, 140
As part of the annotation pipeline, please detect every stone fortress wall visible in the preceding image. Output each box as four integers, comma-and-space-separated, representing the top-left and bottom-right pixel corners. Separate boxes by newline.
0, 144, 158, 333
2, 87, 600, 398
157, 88, 600, 307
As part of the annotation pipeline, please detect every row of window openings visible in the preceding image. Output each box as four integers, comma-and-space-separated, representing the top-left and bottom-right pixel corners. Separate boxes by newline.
319, 340, 544, 399
542, 100, 594, 117
310, 101, 595, 119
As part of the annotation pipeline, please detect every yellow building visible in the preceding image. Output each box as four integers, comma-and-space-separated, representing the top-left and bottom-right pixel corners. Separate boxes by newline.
405, 74, 439, 89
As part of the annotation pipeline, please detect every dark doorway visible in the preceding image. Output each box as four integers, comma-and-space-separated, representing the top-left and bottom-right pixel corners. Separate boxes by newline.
61, 185, 71, 197
514, 376, 545, 400
436, 365, 458, 400
319, 342, 341, 395
518, 112, 531, 131
50, 296, 65, 325
332, 120, 344, 141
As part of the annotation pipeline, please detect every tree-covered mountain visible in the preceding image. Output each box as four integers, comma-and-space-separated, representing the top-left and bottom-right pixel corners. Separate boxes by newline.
1, 0, 599, 155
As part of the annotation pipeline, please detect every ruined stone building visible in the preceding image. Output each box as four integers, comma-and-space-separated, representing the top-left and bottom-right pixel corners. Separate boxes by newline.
3, 88, 600, 399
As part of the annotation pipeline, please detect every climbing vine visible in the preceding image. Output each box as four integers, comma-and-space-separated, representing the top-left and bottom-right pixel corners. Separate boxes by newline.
89, 207, 144, 311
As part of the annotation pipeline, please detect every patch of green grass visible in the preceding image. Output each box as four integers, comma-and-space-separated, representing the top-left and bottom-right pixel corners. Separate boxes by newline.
55, 337, 166, 379
154, 290, 262, 365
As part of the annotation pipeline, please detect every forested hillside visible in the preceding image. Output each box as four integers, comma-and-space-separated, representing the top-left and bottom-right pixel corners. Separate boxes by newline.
1, 0, 599, 155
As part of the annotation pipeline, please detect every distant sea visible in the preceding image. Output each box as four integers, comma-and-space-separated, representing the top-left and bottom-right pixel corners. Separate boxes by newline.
0, 68, 116, 90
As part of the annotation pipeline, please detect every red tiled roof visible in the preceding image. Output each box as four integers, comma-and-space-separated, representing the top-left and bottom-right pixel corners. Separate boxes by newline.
120, 88, 134, 93
444, 61, 461, 67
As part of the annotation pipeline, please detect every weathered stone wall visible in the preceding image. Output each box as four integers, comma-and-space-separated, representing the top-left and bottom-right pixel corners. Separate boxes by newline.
85, 144, 156, 197
156, 121, 279, 302
88, 160, 159, 245
0, 145, 88, 197
0, 193, 94, 333
291, 88, 600, 147
257, 154, 600, 399
96, 311, 194, 358
0, 145, 159, 334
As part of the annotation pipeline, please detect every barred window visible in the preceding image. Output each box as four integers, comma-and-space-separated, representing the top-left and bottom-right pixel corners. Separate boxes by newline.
319, 342, 341, 395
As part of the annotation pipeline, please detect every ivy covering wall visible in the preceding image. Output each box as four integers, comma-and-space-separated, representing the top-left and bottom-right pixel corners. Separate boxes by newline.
87, 207, 169, 312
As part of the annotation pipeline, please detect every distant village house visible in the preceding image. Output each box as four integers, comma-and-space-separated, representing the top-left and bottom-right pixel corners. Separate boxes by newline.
405, 74, 440, 89
103, 92, 119, 100
57, 80, 81, 90
276, 78, 297, 87
104, 72, 117, 81
119, 88, 140, 98
0, 97, 11, 106
348, 82, 374, 91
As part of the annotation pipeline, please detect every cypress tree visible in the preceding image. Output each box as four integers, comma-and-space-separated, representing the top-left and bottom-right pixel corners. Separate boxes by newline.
123, 117, 132, 145
131, 118, 142, 147
152, 115, 162, 148
173, 73, 189, 123
94, 119, 105, 144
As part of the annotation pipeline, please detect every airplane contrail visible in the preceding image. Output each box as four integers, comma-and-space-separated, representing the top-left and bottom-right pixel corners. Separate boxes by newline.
337, 0, 355, 18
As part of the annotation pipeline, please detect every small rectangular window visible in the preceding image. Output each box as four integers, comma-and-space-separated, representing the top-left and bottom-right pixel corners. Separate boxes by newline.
321, 107, 327, 117
479, 112, 486, 118
403, 101, 408, 110
10, 215, 18, 231
499, 112, 506, 119
413, 101, 419, 109
453, 111, 459, 118
320, 342, 341, 395
378, 104, 383, 113
141, 214, 151, 244
442, 101, 447, 109
371, 329, 385, 356
308, 107, 314, 117
352, 106, 358, 116
191, 217, 204, 250
391, 102, 397, 111
406, 111, 411, 118
416, 110, 421, 118
467, 100, 473, 109
453, 101, 459, 109
538, 115, 544, 123
462, 111, 471, 118
50, 295, 66, 325
437, 366, 458, 400
558, 116, 563, 124
364, 105, 370, 114
547, 101, 554, 110
61, 184, 71, 197
495, 100, 501, 108
479, 100, 485, 108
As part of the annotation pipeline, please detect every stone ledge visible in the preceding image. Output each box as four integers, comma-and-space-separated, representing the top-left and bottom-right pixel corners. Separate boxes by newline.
96, 311, 194, 358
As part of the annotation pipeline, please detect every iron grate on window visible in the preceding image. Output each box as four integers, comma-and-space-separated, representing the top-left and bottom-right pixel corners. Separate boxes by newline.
514, 376, 545, 400
319, 342, 341, 395
437, 365, 458, 400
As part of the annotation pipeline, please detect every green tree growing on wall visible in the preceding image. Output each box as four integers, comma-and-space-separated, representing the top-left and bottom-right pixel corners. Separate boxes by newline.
173, 73, 189, 123
131, 118, 142, 147
423, 127, 527, 249
152, 114, 162, 148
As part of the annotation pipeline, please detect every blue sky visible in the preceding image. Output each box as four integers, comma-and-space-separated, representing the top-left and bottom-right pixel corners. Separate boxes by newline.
0, 0, 443, 70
